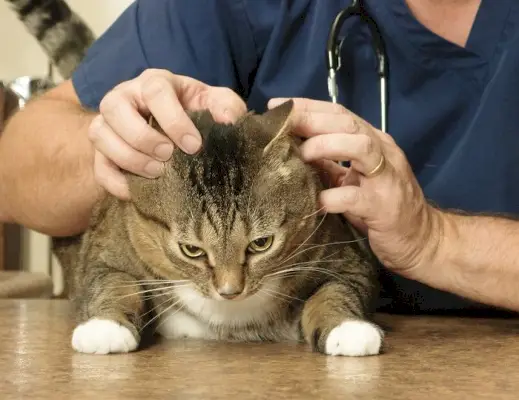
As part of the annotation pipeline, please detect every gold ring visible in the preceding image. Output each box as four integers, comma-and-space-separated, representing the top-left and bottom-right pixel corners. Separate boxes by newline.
364, 154, 386, 178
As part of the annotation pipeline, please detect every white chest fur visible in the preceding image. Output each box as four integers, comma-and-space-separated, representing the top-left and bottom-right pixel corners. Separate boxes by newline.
157, 280, 290, 340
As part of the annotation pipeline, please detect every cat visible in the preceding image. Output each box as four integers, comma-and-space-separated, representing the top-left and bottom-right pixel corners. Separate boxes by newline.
53, 99, 384, 357
4, 0, 95, 80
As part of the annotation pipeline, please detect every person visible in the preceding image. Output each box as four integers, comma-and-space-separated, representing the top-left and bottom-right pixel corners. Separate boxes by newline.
1, 0, 518, 314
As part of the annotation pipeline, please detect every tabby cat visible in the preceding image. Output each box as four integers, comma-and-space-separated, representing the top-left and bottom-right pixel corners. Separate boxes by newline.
53, 99, 384, 357
5, 0, 95, 79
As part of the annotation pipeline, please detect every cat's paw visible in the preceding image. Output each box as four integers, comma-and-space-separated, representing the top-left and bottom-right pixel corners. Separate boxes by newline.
325, 320, 383, 357
71, 318, 138, 355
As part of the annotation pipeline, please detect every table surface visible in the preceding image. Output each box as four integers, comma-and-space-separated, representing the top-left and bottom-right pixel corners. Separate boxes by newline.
1, 300, 519, 399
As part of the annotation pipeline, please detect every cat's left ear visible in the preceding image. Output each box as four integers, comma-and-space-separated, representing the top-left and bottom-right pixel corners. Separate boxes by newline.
148, 109, 215, 142
260, 99, 295, 159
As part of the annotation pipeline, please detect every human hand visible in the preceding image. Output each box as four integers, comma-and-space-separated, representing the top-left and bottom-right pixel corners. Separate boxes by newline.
268, 97, 443, 276
88, 69, 247, 199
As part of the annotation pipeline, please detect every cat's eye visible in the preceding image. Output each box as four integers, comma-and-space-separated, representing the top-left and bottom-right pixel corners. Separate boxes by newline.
179, 244, 206, 258
248, 236, 274, 253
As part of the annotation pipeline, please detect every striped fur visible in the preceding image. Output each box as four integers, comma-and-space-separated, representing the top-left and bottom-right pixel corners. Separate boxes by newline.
53, 100, 384, 356
5, 0, 95, 79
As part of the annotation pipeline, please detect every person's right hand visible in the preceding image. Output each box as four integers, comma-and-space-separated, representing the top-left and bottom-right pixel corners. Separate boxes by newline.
87, 69, 247, 199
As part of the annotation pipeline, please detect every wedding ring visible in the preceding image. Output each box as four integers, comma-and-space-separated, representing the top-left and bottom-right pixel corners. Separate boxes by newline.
364, 154, 386, 178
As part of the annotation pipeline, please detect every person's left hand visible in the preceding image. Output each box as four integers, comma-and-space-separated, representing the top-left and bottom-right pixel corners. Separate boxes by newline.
267, 97, 444, 277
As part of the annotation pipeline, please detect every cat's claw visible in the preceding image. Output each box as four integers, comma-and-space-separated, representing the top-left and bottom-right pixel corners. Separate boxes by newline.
71, 318, 138, 354
325, 320, 383, 356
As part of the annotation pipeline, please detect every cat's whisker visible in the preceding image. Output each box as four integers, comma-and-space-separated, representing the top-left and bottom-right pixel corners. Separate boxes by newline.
322, 250, 341, 261
301, 206, 326, 220
272, 258, 353, 271
292, 238, 368, 246
153, 292, 203, 334
261, 287, 304, 302
117, 283, 189, 299
264, 272, 319, 282
277, 238, 367, 268
278, 212, 328, 265
265, 264, 358, 285
153, 301, 187, 333
266, 259, 360, 277
114, 284, 187, 300
106, 280, 190, 289
141, 289, 178, 301
140, 297, 184, 333
139, 294, 176, 320
257, 289, 291, 304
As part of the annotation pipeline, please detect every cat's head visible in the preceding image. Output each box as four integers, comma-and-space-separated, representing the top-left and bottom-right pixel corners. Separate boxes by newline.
126, 100, 322, 300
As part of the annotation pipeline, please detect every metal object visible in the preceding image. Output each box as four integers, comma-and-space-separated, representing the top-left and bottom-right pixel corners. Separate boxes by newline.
326, 0, 389, 133
4, 62, 56, 110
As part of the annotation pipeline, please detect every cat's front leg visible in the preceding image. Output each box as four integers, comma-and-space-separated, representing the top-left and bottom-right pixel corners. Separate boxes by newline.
301, 281, 383, 356
71, 268, 147, 355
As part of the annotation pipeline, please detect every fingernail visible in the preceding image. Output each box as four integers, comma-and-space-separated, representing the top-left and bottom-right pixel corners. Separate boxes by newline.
154, 143, 174, 161
180, 134, 202, 154
144, 160, 163, 177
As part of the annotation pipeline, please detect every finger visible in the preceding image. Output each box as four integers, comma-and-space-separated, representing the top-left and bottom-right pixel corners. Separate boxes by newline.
88, 116, 164, 179
99, 91, 174, 162
156, 73, 247, 123
312, 159, 347, 187
140, 74, 202, 154
269, 97, 346, 114
191, 86, 247, 124
269, 97, 365, 138
94, 151, 131, 200
342, 212, 368, 234
313, 159, 361, 187
339, 168, 361, 187
293, 112, 363, 138
319, 186, 372, 219
301, 133, 384, 176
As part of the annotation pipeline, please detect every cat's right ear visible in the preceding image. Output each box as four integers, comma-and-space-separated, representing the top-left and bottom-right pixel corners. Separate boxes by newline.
260, 100, 295, 158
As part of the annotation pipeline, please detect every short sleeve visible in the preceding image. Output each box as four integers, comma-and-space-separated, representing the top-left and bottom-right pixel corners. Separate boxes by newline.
72, 0, 258, 111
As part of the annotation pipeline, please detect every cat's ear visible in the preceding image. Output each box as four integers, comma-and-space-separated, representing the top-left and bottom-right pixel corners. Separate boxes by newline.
188, 110, 216, 142
260, 100, 295, 158
148, 114, 162, 133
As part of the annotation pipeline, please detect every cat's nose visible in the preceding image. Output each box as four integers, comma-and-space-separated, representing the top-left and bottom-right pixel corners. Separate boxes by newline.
217, 282, 243, 300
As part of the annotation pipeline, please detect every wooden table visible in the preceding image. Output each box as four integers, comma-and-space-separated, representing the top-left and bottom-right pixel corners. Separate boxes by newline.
0, 224, 4, 271
1, 300, 518, 399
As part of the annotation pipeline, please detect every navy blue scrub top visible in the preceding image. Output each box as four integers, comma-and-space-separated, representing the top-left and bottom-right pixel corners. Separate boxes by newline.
72, 0, 519, 314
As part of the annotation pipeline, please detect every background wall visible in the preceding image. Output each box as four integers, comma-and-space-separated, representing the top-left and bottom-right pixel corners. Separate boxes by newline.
0, 0, 134, 291
0, 0, 134, 79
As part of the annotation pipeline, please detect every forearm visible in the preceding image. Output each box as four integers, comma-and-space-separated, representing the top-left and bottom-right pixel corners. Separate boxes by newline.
0, 86, 103, 236
408, 209, 519, 311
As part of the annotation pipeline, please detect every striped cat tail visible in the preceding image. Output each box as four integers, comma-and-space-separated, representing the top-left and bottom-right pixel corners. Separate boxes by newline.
4, 0, 96, 79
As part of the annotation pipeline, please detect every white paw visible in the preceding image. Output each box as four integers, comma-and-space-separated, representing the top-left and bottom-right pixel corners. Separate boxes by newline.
71, 318, 138, 354
325, 320, 383, 356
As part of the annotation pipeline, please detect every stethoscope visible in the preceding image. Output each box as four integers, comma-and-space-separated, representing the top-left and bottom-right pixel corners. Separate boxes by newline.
326, 0, 389, 133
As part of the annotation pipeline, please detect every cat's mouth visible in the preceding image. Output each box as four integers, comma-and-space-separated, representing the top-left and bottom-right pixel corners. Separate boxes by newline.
176, 277, 282, 303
